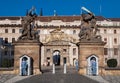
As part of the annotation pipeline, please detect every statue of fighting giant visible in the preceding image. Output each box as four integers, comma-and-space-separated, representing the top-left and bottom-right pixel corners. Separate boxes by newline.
18, 7, 39, 41
79, 7, 101, 41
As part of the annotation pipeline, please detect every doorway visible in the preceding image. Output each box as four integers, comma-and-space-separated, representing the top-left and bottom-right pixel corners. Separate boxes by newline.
20, 55, 32, 76
87, 55, 98, 76
53, 50, 60, 66
47, 57, 50, 66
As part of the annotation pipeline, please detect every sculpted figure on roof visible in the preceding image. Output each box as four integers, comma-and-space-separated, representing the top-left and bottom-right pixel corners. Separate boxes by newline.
18, 7, 39, 41
78, 7, 101, 41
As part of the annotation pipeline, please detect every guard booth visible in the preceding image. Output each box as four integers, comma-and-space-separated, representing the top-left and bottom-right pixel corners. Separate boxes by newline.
87, 55, 98, 76
19, 55, 32, 76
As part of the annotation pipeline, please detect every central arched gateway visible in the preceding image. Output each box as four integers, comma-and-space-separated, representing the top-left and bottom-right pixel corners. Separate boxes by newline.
53, 50, 60, 66
42, 28, 78, 66
43, 40, 71, 66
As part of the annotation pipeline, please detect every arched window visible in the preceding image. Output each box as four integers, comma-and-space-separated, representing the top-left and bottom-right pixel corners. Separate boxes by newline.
12, 38, 15, 43
114, 38, 117, 44
12, 29, 15, 33
104, 29, 107, 34
104, 38, 107, 42
114, 30, 117, 34
5, 29, 8, 33
5, 38, 8, 43
104, 48, 108, 55
114, 48, 118, 55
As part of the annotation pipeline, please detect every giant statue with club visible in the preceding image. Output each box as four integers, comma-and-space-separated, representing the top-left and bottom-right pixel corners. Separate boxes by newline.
79, 7, 101, 41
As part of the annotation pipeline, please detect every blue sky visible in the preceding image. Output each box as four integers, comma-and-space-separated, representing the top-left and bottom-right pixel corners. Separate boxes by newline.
0, 0, 119, 18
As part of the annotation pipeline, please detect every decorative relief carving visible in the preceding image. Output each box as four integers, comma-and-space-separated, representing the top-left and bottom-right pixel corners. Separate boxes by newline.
44, 28, 78, 43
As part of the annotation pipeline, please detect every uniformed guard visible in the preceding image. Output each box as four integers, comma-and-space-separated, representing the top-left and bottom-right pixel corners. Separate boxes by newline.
21, 59, 28, 76
91, 59, 96, 76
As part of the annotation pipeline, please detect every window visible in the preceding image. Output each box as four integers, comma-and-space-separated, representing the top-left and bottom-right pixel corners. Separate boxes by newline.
73, 48, 76, 55
12, 38, 15, 43
63, 57, 66, 64
104, 48, 108, 55
104, 29, 106, 34
104, 38, 107, 42
114, 30, 117, 34
63, 49, 67, 52
5, 38, 8, 43
73, 30, 76, 34
114, 48, 118, 55
5, 29, 8, 33
19, 29, 23, 33
105, 58, 107, 63
46, 49, 50, 53
12, 29, 15, 33
47, 57, 50, 59
114, 38, 117, 44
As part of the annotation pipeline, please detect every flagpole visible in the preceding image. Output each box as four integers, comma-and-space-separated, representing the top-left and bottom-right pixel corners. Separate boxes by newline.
99, 0, 102, 15
80, 7, 82, 14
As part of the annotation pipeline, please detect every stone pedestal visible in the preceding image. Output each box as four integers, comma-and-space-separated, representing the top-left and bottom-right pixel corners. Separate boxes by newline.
13, 40, 42, 75
77, 41, 106, 75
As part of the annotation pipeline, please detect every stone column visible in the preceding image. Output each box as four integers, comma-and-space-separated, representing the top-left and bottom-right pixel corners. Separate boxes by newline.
61, 55, 63, 66
66, 56, 69, 66
77, 41, 106, 75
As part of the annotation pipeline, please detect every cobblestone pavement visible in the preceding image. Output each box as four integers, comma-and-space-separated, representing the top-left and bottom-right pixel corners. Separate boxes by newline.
15, 74, 99, 83
84, 75, 109, 83
41, 66, 78, 74
12, 66, 99, 83
4, 75, 32, 83
0, 74, 16, 83
102, 75, 120, 83
2, 66, 120, 83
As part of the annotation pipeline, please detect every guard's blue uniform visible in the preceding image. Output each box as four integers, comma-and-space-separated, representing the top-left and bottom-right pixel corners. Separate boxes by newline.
91, 60, 96, 75
21, 60, 27, 76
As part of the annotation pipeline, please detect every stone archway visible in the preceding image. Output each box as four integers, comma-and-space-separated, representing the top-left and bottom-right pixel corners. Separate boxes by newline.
53, 50, 60, 66
87, 55, 98, 76
20, 55, 32, 76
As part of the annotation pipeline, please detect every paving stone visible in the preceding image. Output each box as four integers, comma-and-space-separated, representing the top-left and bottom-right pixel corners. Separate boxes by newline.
2, 66, 120, 83
102, 75, 120, 83
15, 66, 99, 83
15, 74, 99, 83
0, 74, 16, 83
